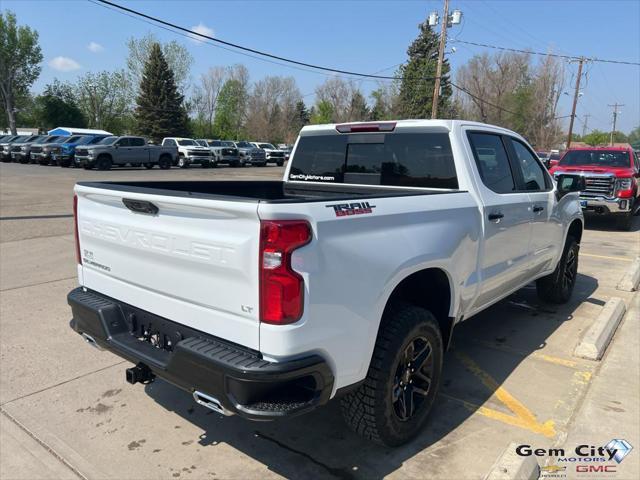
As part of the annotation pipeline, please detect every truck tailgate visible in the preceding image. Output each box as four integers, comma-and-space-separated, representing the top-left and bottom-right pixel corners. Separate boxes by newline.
75, 185, 261, 350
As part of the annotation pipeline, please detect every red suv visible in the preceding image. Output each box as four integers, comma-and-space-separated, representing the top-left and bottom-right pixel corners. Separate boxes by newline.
550, 145, 639, 230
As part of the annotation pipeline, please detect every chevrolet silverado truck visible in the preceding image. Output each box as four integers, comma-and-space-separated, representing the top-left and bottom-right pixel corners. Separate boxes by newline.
196, 139, 242, 167
52, 135, 110, 167
251, 142, 286, 166
75, 136, 177, 170
234, 141, 267, 166
68, 120, 584, 446
9, 134, 47, 163
0, 135, 25, 162
550, 145, 639, 230
162, 137, 212, 168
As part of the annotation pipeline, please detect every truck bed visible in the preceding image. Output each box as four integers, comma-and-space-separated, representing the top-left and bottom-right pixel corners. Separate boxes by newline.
77, 180, 463, 203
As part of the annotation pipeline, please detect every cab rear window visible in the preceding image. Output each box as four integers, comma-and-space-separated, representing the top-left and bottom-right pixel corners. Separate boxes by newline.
289, 132, 458, 189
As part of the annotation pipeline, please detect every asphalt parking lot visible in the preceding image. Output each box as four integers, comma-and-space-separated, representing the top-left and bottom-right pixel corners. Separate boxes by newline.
1, 162, 638, 480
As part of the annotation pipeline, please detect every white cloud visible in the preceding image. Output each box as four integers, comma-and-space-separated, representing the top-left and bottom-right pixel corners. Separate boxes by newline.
87, 41, 104, 53
49, 56, 81, 72
189, 23, 214, 44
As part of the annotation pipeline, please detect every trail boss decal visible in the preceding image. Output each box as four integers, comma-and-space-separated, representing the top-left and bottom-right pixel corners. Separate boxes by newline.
326, 202, 376, 217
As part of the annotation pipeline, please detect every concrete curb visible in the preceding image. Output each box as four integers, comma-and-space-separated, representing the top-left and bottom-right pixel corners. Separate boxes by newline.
616, 257, 640, 292
484, 442, 540, 480
574, 297, 626, 361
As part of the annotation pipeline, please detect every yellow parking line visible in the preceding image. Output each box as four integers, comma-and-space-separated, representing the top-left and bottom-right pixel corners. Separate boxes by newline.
581, 253, 633, 262
470, 339, 582, 369
454, 351, 557, 437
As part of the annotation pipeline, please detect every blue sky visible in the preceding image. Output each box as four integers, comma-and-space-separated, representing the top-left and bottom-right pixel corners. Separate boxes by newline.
3, 0, 639, 133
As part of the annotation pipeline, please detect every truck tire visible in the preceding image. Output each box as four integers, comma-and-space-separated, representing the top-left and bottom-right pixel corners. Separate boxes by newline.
144, 162, 154, 169
177, 155, 189, 168
96, 156, 112, 171
341, 304, 443, 446
616, 212, 633, 231
536, 236, 579, 304
158, 155, 171, 170
277, 161, 284, 167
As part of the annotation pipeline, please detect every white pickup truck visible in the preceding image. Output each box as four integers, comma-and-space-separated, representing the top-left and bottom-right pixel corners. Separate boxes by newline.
68, 120, 584, 446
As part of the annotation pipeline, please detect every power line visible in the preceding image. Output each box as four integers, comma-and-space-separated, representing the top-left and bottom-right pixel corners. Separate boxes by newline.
452, 39, 640, 66
450, 81, 518, 116
92, 0, 414, 81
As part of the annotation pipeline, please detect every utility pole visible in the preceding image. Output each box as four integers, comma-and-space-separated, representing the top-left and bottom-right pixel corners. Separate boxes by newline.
566, 57, 585, 149
581, 113, 591, 137
608, 103, 624, 145
431, 0, 450, 119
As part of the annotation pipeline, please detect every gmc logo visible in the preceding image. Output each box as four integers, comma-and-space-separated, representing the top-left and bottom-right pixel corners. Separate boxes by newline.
576, 465, 617, 473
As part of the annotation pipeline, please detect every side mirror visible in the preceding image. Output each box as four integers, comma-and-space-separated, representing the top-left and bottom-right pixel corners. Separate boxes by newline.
556, 174, 585, 198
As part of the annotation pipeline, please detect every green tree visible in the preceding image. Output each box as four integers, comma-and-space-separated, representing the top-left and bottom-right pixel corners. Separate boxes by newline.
628, 126, 640, 150
126, 33, 193, 96
348, 90, 369, 121
581, 130, 609, 146
294, 100, 310, 131
213, 79, 245, 139
134, 43, 188, 141
76, 70, 132, 134
397, 20, 451, 119
35, 80, 86, 129
310, 100, 333, 124
0, 11, 43, 134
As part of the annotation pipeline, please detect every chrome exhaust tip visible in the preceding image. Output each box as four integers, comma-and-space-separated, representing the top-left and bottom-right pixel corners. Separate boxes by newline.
193, 391, 233, 416
81, 333, 104, 351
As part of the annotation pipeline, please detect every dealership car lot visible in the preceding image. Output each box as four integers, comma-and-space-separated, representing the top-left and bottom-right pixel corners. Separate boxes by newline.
0, 162, 638, 479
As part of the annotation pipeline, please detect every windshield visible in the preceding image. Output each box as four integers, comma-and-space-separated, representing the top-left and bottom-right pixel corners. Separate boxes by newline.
559, 150, 630, 168
195, 140, 208, 147
64, 136, 83, 143
32, 136, 50, 143
177, 139, 197, 146
549, 152, 560, 160
236, 141, 252, 148
13, 136, 31, 144
259, 143, 276, 149
97, 136, 118, 145
44, 136, 60, 143
222, 141, 235, 147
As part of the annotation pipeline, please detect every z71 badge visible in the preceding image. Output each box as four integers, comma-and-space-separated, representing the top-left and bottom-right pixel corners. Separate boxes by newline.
326, 202, 376, 217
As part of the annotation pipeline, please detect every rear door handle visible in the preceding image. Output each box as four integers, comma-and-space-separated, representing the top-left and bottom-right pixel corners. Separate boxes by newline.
533, 206, 545, 213
123, 198, 159, 215
488, 212, 504, 221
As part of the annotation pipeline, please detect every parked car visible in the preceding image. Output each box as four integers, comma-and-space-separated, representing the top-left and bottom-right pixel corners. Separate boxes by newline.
31, 135, 78, 165
52, 135, 111, 167
251, 142, 286, 166
68, 120, 584, 446
8, 135, 46, 163
279, 145, 293, 161
0, 135, 27, 162
550, 145, 639, 230
162, 138, 212, 168
75, 136, 177, 170
234, 141, 267, 166
196, 139, 242, 167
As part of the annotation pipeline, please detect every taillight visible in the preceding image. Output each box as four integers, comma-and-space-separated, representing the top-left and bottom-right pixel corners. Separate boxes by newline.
73, 194, 82, 264
335, 122, 396, 133
259, 220, 311, 325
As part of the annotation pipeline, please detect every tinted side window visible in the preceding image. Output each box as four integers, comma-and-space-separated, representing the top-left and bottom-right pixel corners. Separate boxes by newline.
289, 135, 347, 182
116, 138, 130, 147
468, 133, 515, 194
130, 137, 145, 147
509, 138, 548, 191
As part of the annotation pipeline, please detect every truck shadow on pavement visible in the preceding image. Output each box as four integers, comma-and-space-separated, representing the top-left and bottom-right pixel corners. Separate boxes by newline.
583, 213, 640, 232
144, 273, 598, 480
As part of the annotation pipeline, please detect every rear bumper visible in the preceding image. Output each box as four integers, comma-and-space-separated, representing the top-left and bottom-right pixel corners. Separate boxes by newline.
67, 287, 334, 419
580, 195, 633, 214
